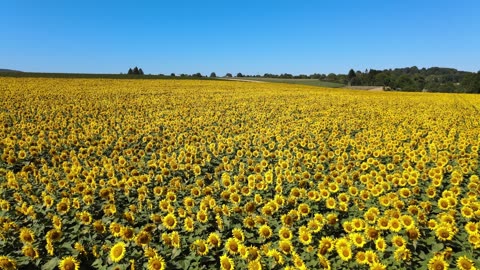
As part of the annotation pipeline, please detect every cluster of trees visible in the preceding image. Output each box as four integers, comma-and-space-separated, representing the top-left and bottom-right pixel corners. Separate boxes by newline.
127, 67, 144, 75
344, 67, 480, 93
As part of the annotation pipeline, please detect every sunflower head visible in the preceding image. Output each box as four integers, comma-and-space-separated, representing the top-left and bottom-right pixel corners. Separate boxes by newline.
220, 254, 234, 270
58, 256, 80, 270
162, 213, 177, 230
109, 242, 127, 263
147, 255, 166, 270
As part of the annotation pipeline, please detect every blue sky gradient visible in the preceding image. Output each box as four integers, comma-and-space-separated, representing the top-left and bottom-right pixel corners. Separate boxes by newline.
1, 0, 479, 75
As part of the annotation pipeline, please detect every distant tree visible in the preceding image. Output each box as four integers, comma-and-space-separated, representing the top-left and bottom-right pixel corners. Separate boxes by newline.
347, 69, 356, 86
192, 72, 202, 77
210, 72, 217, 78
225, 73, 233, 78
133, 67, 140, 75
128, 68, 133, 75
374, 73, 389, 86
139, 68, 144, 75
236, 73, 244, 78
395, 75, 418, 91
461, 72, 480, 93
326, 73, 337, 82
170, 73, 176, 77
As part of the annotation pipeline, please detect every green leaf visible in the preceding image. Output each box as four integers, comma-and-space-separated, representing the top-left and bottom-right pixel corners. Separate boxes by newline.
41, 257, 59, 270
171, 248, 181, 259
92, 258, 103, 268
431, 243, 444, 253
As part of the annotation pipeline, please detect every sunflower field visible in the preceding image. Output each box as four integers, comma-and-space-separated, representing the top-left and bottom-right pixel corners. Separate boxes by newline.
1, 77, 480, 270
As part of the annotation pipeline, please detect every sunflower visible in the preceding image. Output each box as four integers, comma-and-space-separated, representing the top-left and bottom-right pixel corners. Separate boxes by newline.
438, 198, 450, 210
163, 213, 177, 230
406, 227, 421, 241
375, 237, 386, 252
56, 199, 70, 215
171, 231, 181, 248
388, 218, 402, 232
238, 244, 249, 260
19, 227, 35, 244
428, 255, 448, 270
461, 206, 474, 219
308, 219, 322, 233
181, 217, 193, 232
220, 254, 234, 270
435, 224, 454, 241
278, 240, 293, 254
248, 260, 262, 270
325, 197, 336, 209
196, 210, 208, 224
343, 221, 354, 233
457, 255, 475, 270
147, 255, 166, 270
281, 214, 294, 227
109, 242, 126, 263
120, 226, 135, 241
109, 222, 122, 237
318, 237, 335, 255
46, 241, 54, 256
46, 229, 62, 243
267, 249, 284, 265
135, 231, 152, 246
208, 232, 221, 248
275, 227, 290, 241
317, 254, 331, 269
22, 245, 39, 259
465, 222, 477, 235
162, 233, 172, 247
393, 246, 411, 262
365, 226, 379, 240
0, 256, 16, 270
335, 237, 350, 250
144, 246, 157, 258
226, 228, 243, 243
370, 262, 387, 270
93, 220, 106, 234
58, 256, 80, 270
43, 195, 54, 208
349, 233, 365, 248
193, 239, 209, 256
258, 224, 272, 239
355, 251, 367, 265
391, 235, 406, 248
299, 230, 312, 245
400, 215, 414, 228
377, 217, 390, 230
225, 238, 240, 255
78, 211, 92, 225
298, 203, 310, 216
337, 246, 352, 261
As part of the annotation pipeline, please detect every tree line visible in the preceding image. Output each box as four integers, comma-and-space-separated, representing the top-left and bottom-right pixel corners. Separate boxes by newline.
344, 67, 480, 93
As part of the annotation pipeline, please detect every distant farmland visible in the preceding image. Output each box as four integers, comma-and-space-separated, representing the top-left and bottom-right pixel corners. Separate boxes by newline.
225, 77, 345, 88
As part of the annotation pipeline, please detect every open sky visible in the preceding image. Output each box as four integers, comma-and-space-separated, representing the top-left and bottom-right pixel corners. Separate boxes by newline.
2, 0, 479, 75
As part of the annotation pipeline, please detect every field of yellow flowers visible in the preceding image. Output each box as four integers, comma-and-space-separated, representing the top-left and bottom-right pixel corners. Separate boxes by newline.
0, 77, 480, 270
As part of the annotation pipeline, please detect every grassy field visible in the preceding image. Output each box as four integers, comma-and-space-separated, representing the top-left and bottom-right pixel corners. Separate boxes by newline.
1, 77, 480, 270
225, 77, 345, 88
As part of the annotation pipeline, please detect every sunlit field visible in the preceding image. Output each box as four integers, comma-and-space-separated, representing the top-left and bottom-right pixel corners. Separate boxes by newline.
1, 77, 480, 270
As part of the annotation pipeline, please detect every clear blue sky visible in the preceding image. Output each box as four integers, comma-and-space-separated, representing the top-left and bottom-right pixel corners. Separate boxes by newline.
1, 0, 479, 75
